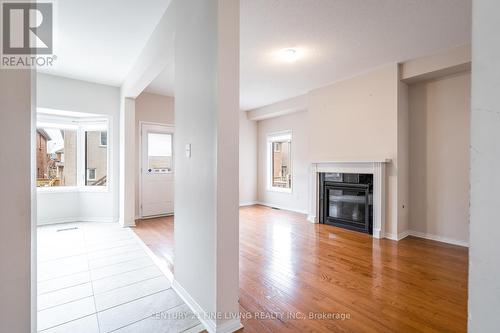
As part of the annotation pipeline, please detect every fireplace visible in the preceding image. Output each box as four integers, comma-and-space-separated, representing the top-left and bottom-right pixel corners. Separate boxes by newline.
319, 173, 373, 234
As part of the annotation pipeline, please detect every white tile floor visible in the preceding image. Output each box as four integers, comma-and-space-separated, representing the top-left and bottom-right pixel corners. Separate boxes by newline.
37, 222, 203, 333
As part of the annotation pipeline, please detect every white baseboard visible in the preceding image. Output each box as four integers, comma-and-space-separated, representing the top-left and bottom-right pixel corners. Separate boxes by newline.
407, 230, 469, 247
129, 230, 174, 282
172, 280, 243, 333
239, 201, 258, 207
256, 201, 308, 215
384, 229, 468, 247
37, 217, 117, 226
384, 229, 410, 241
307, 214, 317, 223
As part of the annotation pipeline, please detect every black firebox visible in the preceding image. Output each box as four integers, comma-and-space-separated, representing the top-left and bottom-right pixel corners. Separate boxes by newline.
319, 173, 373, 234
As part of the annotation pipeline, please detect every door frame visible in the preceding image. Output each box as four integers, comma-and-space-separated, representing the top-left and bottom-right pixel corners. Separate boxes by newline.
138, 121, 175, 219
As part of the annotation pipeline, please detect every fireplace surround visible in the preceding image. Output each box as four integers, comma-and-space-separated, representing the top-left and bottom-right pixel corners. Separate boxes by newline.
319, 173, 373, 234
308, 159, 390, 238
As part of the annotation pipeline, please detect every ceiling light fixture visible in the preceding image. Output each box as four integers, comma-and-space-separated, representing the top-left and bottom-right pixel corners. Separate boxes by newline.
279, 48, 300, 63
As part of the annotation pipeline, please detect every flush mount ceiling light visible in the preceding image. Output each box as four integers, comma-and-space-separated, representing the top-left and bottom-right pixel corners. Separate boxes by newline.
278, 48, 300, 63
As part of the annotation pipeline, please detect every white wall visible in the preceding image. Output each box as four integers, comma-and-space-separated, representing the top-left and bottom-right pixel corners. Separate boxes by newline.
135, 92, 175, 217
36, 73, 120, 224
239, 110, 257, 205
409, 71, 470, 245
257, 110, 309, 213
469, 0, 500, 330
308, 65, 401, 236
0, 70, 34, 332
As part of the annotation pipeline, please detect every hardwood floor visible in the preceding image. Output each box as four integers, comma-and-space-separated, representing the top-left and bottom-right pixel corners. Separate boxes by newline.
133, 205, 468, 333
134, 216, 175, 274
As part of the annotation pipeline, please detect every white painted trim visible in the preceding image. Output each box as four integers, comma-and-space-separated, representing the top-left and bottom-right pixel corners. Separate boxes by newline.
266, 130, 293, 194
246, 94, 307, 121
129, 229, 173, 281
36, 115, 112, 193
307, 214, 317, 223
37, 217, 118, 226
171, 280, 214, 333
384, 229, 469, 246
138, 121, 175, 219
171, 279, 243, 333
309, 161, 389, 239
384, 229, 410, 241
256, 201, 308, 215
239, 201, 257, 207
408, 230, 469, 247
214, 319, 244, 333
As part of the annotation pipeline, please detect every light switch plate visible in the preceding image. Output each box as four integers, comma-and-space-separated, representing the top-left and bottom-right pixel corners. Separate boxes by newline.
185, 143, 191, 158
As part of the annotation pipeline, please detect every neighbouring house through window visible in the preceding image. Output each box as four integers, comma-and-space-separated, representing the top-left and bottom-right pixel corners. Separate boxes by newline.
267, 131, 292, 192
85, 130, 108, 186
36, 128, 77, 187
100, 131, 107, 147
87, 168, 97, 181
36, 109, 109, 189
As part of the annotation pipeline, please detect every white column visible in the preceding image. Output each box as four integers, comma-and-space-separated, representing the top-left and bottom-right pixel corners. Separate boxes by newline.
172, 0, 241, 332
469, 0, 500, 330
119, 97, 136, 227
307, 164, 318, 223
372, 162, 386, 239
0, 70, 35, 332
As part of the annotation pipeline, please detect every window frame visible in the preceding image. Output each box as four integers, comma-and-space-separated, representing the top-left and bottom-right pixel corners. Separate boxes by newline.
36, 113, 111, 193
147, 131, 174, 174
266, 130, 293, 194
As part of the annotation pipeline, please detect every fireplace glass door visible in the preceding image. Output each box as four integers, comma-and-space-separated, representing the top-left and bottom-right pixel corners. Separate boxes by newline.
328, 187, 367, 224
322, 183, 372, 234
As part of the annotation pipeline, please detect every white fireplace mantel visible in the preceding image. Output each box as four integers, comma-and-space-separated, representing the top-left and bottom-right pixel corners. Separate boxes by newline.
307, 159, 391, 239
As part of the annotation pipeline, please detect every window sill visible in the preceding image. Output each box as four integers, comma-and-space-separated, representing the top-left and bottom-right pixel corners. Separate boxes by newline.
267, 187, 293, 194
37, 186, 110, 194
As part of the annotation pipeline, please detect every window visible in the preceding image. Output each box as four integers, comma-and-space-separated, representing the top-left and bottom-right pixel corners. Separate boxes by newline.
87, 168, 96, 181
36, 127, 78, 187
267, 131, 292, 192
100, 131, 107, 147
85, 130, 108, 186
36, 110, 109, 189
148, 132, 173, 172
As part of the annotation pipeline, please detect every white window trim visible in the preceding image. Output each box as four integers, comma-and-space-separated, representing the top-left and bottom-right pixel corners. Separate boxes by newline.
36, 113, 111, 193
266, 130, 293, 194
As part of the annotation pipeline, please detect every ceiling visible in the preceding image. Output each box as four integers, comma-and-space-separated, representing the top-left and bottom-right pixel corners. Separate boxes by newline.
238, 0, 471, 110
38, 0, 171, 86
41, 0, 471, 111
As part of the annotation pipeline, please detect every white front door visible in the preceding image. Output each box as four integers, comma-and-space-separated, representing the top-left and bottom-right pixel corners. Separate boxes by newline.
140, 123, 174, 217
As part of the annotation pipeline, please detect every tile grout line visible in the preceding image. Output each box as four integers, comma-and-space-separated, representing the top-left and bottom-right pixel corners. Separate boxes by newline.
38, 260, 155, 284
38, 280, 90, 296
106, 303, 189, 333
38, 313, 97, 333
96, 288, 173, 314
38, 241, 141, 264
37, 223, 193, 333
82, 226, 102, 333
180, 322, 204, 333
37, 295, 94, 313
37, 274, 167, 311
38, 242, 142, 264
37, 264, 157, 296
